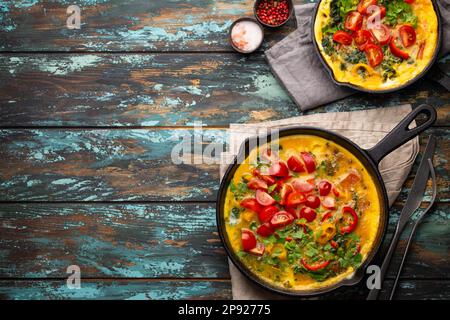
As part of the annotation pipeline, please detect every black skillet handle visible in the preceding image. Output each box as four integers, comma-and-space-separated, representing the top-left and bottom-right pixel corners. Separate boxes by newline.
366, 105, 437, 165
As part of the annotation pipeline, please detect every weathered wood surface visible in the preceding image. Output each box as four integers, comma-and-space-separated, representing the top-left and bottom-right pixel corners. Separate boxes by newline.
0, 279, 448, 300
0, 54, 448, 127
0, 128, 448, 202
0, 0, 297, 52
0, 203, 448, 279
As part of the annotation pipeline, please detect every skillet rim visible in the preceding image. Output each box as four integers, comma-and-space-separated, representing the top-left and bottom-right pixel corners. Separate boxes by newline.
216, 126, 389, 297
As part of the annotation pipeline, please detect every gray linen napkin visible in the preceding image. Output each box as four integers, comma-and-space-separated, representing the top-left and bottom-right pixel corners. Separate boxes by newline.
266, 1, 450, 111
220, 105, 419, 299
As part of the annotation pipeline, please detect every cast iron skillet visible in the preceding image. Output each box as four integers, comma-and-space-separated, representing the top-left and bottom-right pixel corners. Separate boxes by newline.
311, 0, 443, 93
217, 104, 437, 296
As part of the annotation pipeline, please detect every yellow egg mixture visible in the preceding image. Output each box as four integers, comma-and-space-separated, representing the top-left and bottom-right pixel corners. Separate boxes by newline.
314, 0, 438, 91
224, 135, 382, 291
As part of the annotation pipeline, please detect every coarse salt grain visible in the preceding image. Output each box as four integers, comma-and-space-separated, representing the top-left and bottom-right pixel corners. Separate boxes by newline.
231, 20, 263, 53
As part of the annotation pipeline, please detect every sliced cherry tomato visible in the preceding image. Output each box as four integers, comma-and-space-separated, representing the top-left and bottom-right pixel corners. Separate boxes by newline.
268, 161, 290, 177
252, 168, 276, 185
344, 11, 363, 32
399, 25, 416, 47
286, 192, 306, 206
241, 228, 257, 251
321, 211, 333, 222
305, 195, 321, 209
301, 258, 330, 271
258, 205, 279, 223
285, 205, 300, 219
300, 207, 317, 222
340, 206, 359, 234
330, 240, 339, 249
300, 152, 316, 173
287, 155, 305, 172
255, 189, 275, 206
369, 23, 391, 46
292, 179, 315, 193
256, 222, 274, 237
365, 43, 384, 67
357, 0, 377, 15
404, 0, 414, 3
318, 180, 332, 196
366, 5, 386, 25
353, 29, 374, 51
332, 30, 353, 45
322, 196, 336, 210
249, 242, 265, 255
240, 198, 262, 213
389, 36, 410, 59
279, 183, 294, 205
247, 177, 268, 191
270, 211, 295, 228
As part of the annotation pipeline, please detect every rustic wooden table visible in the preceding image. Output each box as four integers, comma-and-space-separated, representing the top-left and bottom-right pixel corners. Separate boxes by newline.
0, 0, 448, 300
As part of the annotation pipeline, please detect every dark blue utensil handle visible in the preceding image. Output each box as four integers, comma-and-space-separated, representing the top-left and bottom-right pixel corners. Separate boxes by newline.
367, 105, 437, 165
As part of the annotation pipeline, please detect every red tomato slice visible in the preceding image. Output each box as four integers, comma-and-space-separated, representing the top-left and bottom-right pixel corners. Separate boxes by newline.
292, 179, 315, 193
287, 155, 305, 172
305, 195, 321, 209
300, 152, 316, 173
286, 192, 306, 206
249, 242, 265, 255
353, 29, 374, 51
344, 11, 363, 32
318, 180, 332, 196
322, 196, 336, 210
270, 211, 295, 228
240, 198, 262, 213
300, 207, 317, 222
252, 168, 276, 185
255, 189, 275, 206
247, 177, 268, 191
357, 0, 378, 15
256, 223, 274, 237
367, 5, 386, 22
268, 161, 290, 177
332, 30, 353, 45
301, 258, 330, 271
399, 25, 416, 47
389, 36, 410, 59
241, 228, 257, 251
279, 183, 294, 205
369, 23, 391, 46
340, 206, 359, 234
258, 205, 278, 223
365, 43, 384, 67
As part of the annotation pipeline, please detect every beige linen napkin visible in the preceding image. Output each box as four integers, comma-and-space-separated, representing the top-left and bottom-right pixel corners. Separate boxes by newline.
219, 105, 419, 300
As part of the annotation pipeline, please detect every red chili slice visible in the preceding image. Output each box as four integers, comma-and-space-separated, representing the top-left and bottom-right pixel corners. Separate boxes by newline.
301, 258, 330, 271
330, 240, 339, 249
340, 206, 359, 234
369, 23, 391, 46
258, 205, 279, 223
286, 192, 306, 206
353, 29, 374, 51
322, 196, 336, 210
255, 189, 275, 206
332, 186, 341, 197
318, 180, 332, 196
247, 177, 268, 191
249, 242, 265, 256
305, 195, 321, 209
399, 25, 416, 47
287, 155, 305, 172
240, 198, 262, 213
300, 207, 317, 222
270, 211, 295, 228
344, 11, 363, 32
332, 30, 353, 45
357, 0, 377, 15
256, 222, 274, 237
241, 228, 257, 251
389, 36, 410, 59
268, 161, 290, 177
300, 152, 316, 173
365, 43, 384, 67
417, 41, 426, 59
404, 0, 414, 3
321, 211, 333, 222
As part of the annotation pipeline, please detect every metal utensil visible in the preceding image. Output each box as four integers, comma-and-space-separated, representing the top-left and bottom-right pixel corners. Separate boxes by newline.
367, 135, 437, 300
389, 158, 437, 300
